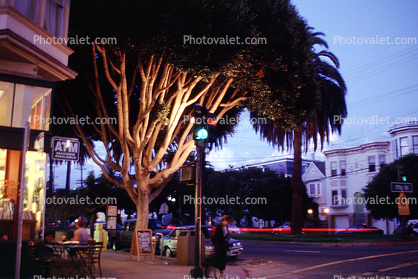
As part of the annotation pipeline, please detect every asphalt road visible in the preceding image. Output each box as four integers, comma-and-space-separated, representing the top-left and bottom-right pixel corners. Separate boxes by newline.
235, 243, 418, 279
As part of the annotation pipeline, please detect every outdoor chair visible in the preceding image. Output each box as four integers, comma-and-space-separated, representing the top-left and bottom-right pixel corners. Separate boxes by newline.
82, 240, 103, 276
28, 240, 51, 277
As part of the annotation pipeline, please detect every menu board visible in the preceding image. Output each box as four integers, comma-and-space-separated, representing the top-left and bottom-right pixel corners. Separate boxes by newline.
137, 230, 152, 253
129, 229, 155, 262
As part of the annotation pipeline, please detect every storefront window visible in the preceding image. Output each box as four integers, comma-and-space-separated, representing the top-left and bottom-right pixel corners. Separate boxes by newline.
0, 149, 46, 236
0, 150, 17, 220
24, 151, 46, 232
0, 149, 6, 212
0, 81, 52, 130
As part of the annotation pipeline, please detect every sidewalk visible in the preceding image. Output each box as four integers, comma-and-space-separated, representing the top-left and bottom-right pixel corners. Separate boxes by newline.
94, 240, 418, 279
98, 250, 248, 279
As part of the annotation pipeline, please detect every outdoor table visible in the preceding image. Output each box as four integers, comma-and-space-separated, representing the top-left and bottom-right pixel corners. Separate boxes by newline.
45, 241, 66, 258
50, 243, 97, 278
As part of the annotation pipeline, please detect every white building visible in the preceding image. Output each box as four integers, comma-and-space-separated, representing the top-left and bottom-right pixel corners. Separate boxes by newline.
302, 161, 327, 221
324, 142, 391, 232
388, 121, 418, 161
323, 121, 418, 234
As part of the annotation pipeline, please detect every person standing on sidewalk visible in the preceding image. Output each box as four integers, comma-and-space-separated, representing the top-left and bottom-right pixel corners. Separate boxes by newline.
211, 215, 233, 278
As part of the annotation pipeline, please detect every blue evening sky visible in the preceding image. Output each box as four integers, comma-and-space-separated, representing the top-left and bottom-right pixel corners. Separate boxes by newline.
53, 0, 418, 188
207, 0, 418, 169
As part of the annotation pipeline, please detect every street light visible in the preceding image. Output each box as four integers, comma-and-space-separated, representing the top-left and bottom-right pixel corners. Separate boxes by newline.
307, 209, 313, 224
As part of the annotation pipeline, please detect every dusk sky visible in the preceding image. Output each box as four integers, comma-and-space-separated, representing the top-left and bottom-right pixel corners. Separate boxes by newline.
208, 0, 418, 169
52, 0, 418, 189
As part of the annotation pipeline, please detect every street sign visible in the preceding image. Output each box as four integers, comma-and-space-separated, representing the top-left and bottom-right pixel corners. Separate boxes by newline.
180, 166, 194, 182
398, 192, 410, 216
391, 182, 413, 193
51, 137, 80, 161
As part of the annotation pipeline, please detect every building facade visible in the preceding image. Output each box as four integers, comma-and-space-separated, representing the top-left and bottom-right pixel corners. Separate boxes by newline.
302, 161, 327, 221
388, 121, 418, 161
232, 157, 324, 178
0, 0, 76, 241
324, 142, 391, 233
323, 121, 418, 234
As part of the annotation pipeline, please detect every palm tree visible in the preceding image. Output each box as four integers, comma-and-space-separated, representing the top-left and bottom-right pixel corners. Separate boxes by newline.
252, 30, 347, 235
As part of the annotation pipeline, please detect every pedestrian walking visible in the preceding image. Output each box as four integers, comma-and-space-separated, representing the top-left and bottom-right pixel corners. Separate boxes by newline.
209, 215, 233, 278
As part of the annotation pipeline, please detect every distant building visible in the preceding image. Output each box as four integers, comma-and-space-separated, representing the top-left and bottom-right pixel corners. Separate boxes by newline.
302, 161, 327, 221
232, 157, 325, 178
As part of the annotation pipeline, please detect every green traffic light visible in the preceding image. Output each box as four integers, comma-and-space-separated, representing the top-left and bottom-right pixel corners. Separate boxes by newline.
195, 128, 208, 140
402, 176, 407, 182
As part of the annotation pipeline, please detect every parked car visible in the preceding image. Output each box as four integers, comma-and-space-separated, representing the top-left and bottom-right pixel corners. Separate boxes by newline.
407, 219, 418, 234
271, 222, 290, 234
108, 218, 171, 251
337, 224, 383, 234
93, 221, 124, 231
160, 225, 243, 260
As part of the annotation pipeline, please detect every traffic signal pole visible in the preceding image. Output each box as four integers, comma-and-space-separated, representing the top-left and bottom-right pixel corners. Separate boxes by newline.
190, 103, 216, 278
190, 140, 204, 278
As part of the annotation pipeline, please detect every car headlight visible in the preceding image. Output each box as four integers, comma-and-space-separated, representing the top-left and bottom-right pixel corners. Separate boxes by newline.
232, 242, 241, 246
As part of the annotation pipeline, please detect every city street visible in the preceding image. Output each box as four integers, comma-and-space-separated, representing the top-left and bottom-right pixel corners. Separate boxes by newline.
235, 242, 418, 279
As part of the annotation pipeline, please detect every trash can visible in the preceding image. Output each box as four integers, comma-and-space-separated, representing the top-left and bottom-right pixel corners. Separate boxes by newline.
176, 230, 205, 266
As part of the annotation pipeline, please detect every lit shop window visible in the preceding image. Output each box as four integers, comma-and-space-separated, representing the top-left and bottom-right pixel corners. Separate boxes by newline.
0, 81, 51, 130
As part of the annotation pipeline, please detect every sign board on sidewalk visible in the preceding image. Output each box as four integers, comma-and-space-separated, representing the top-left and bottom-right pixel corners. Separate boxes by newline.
398, 192, 410, 216
51, 137, 80, 161
391, 182, 413, 193
129, 229, 155, 262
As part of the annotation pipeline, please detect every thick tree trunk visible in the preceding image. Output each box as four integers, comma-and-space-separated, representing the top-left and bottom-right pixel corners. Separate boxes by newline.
291, 130, 304, 235
135, 179, 150, 229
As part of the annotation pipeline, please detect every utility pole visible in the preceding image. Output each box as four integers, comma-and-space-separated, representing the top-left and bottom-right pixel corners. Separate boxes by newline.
15, 122, 30, 279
